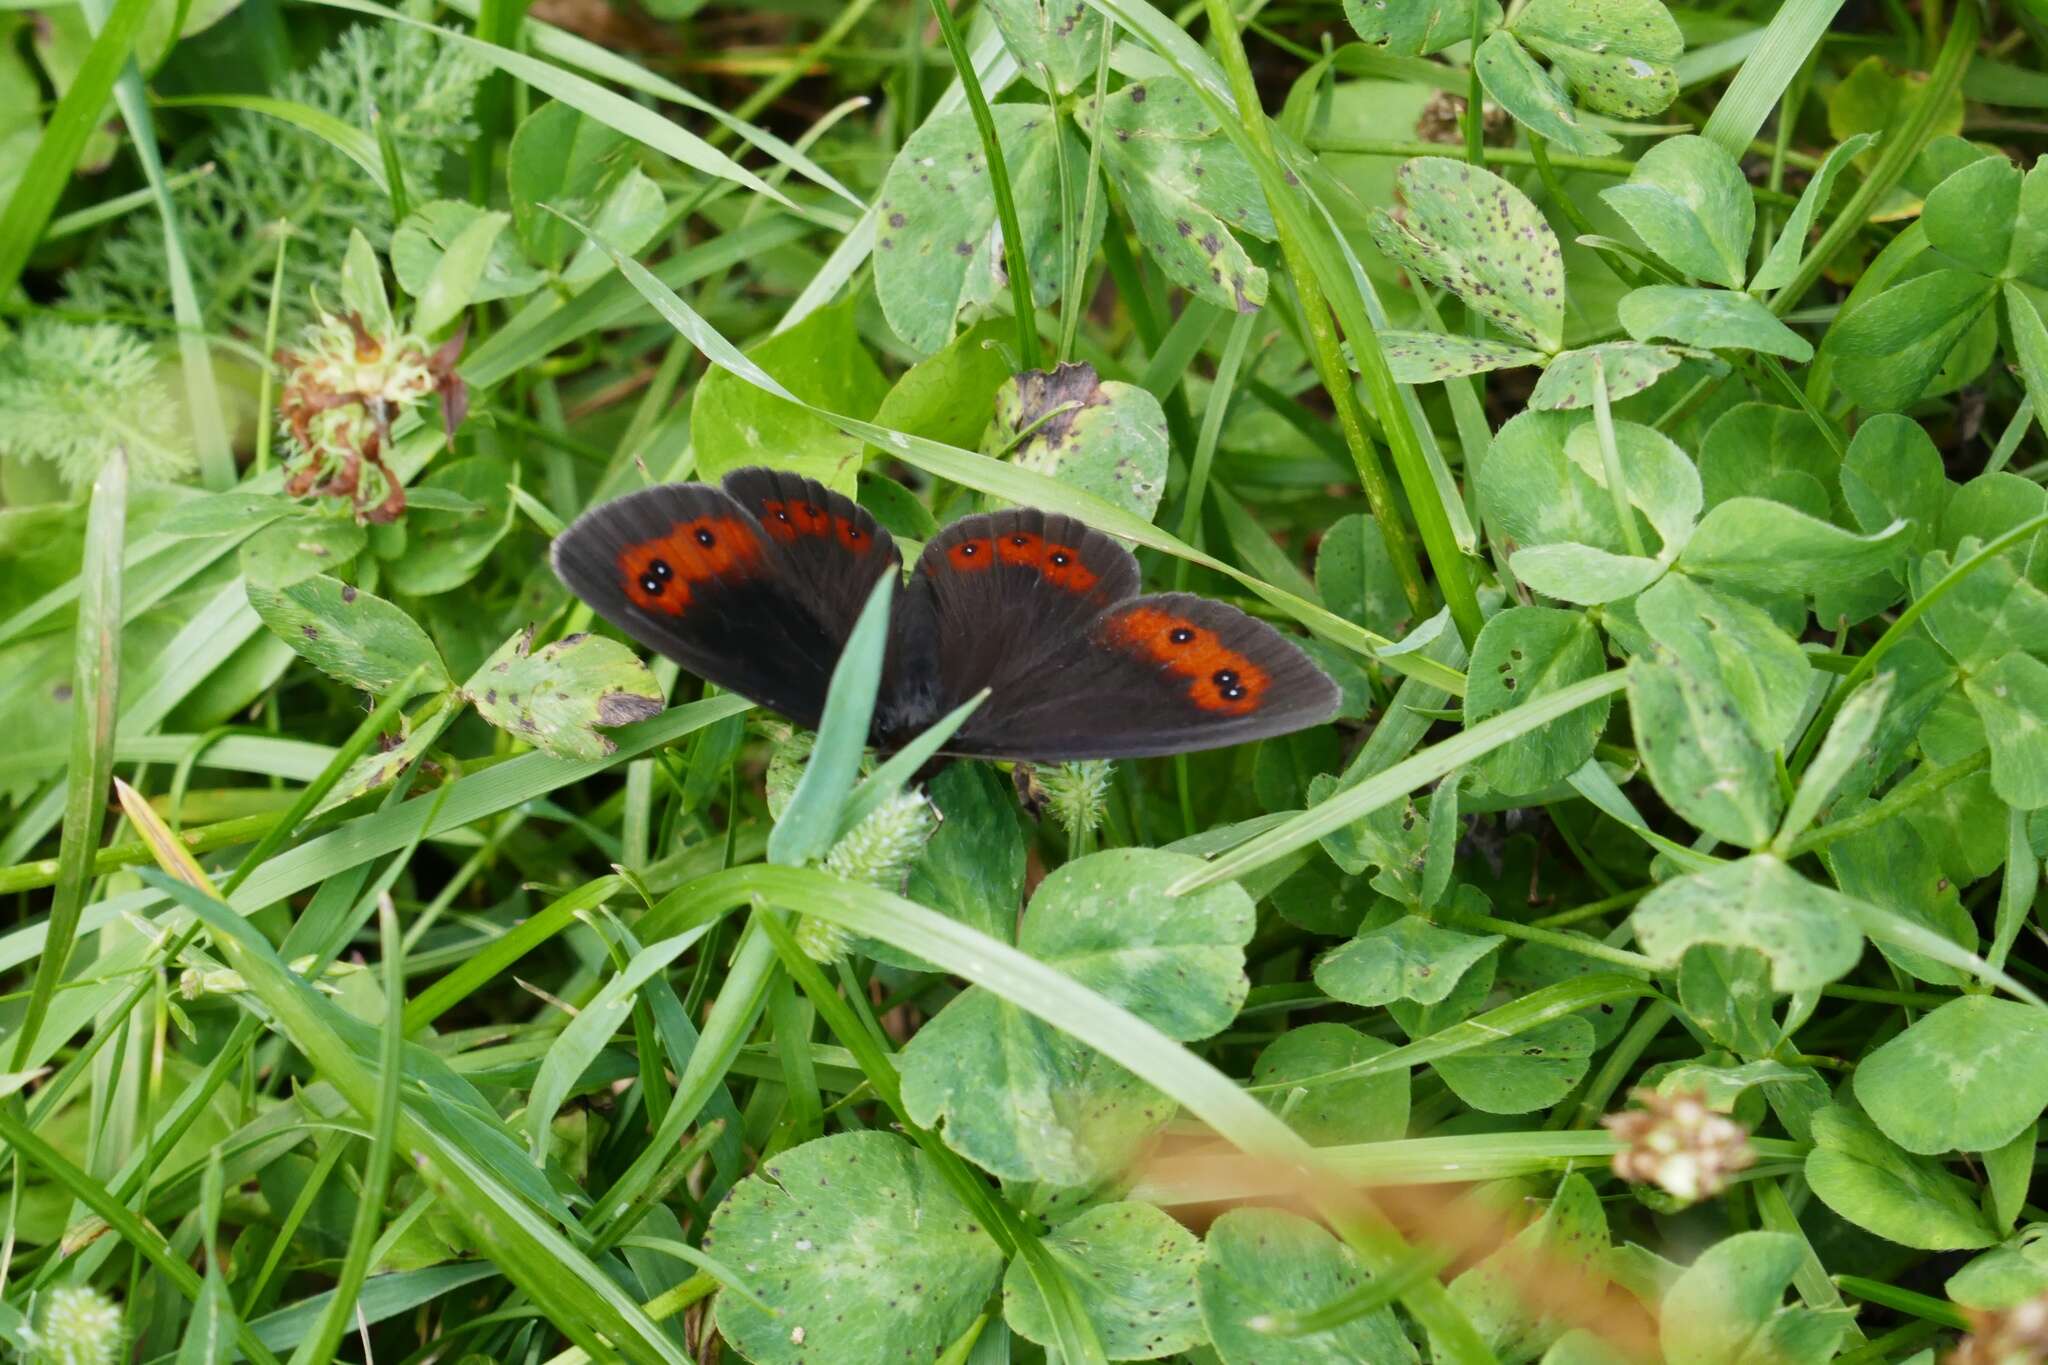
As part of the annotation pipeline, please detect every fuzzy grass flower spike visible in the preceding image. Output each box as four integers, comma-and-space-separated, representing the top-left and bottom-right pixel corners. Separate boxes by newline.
1603, 1087, 1756, 1202
797, 790, 938, 963
26, 1286, 122, 1365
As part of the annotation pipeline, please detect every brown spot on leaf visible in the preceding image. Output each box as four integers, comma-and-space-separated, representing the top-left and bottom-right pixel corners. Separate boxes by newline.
597, 692, 663, 726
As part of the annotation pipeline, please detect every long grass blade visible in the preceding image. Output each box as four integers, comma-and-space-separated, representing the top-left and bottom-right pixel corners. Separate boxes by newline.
1699, 0, 1845, 157
1172, 670, 1629, 892
0, 0, 155, 295
10, 453, 126, 1072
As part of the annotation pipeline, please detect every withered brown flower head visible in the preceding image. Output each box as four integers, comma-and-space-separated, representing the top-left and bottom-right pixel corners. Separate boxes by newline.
276, 309, 467, 523
1951, 1294, 2048, 1365
1415, 91, 1512, 147
1602, 1086, 1756, 1203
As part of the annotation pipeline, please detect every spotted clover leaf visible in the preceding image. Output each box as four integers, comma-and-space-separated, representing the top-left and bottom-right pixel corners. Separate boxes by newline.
1371, 160, 1691, 404
459, 626, 664, 762
983, 362, 1168, 520
875, 106, 1099, 354
1350, 0, 1679, 153
1075, 77, 1275, 315
981, 0, 1105, 94
898, 848, 1254, 1186
704, 1132, 1007, 1365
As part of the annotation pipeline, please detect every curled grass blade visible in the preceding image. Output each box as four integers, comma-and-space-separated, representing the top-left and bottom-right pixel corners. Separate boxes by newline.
155, 94, 388, 193
307, 0, 801, 214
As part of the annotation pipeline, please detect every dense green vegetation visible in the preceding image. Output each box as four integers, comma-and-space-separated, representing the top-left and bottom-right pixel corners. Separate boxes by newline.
11, 0, 2048, 1360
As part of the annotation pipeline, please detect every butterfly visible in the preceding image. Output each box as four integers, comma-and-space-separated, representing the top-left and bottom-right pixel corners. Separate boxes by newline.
551, 467, 1340, 761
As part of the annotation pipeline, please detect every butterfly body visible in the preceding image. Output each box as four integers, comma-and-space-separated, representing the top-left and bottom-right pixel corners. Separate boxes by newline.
551, 468, 1340, 761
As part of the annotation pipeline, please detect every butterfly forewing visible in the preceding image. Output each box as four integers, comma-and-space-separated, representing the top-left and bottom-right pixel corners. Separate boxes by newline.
719, 467, 901, 627
550, 480, 844, 727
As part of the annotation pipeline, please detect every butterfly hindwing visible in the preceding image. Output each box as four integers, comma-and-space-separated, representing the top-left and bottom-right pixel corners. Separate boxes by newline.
945, 591, 1342, 760
906, 506, 1142, 702
550, 480, 842, 726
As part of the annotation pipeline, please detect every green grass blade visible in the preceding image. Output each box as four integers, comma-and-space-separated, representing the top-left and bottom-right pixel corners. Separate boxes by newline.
404, 875, 625, 1031
0, 1107, 286, 1365
835, 690, 987, 840
1172, 670, 1629, 892
80, 0, 234, 489
768, 576, 892, 867
144, 872, 694, 1363
437, 0, 863, 207
1242, 975, 1660, 1091
1699, 0, 1844, 158
293, 896, 409, 1364
0, 0, 155, 296
307, 0, 800, 213
40, 164, 216, 242
586, 917, 778, 1231
155, 94, 389, 193
10, 453, 125, 1072
927, 0, 1041, 368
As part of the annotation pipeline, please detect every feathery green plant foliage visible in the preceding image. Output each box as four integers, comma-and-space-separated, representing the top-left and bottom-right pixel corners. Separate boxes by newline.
0, 320, 193, 488
12, 0, 2048, 1361
64, 6, 484, 334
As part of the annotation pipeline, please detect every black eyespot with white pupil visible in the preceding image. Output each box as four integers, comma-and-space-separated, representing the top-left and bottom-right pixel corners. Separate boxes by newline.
639, 558, 672, 595
694, 528, 716, 547
775, 509, 791, 522
1011, 534, 1029, 546
1051, 552, 1071, 567
1213, 668, 1245, 700
1170, 627, 1195, 645
962, 543, 977, 556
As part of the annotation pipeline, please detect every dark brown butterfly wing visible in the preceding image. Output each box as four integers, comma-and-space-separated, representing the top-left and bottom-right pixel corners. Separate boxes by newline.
944, 590, 1340, 760
718, 467, 901, 629
902, 506, 1140, 702
551, 480, 846, 727
557, 476, 1341, 759
909, 511, 1339, 760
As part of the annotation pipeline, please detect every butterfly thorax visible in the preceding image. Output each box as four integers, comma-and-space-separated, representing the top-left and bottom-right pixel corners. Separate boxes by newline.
869, 585, 945, 754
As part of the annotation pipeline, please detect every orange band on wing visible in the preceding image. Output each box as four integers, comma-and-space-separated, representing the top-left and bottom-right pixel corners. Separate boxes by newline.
833, 515, 873, 554
968, 529, 1102, 594
943, 536, 995, 572
759, 498, 833, 543
619, 515, 763, 615
1102, 605, 1268, 715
